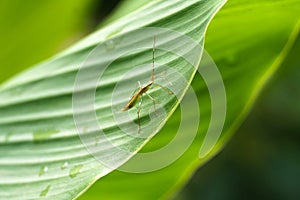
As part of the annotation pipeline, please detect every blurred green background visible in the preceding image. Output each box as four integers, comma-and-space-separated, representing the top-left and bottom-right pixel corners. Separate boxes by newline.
1, 0, 299, 199
174, 35, 300, 200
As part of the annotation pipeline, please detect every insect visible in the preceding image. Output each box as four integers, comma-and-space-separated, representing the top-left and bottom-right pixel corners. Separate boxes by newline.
121, 36, 173, 133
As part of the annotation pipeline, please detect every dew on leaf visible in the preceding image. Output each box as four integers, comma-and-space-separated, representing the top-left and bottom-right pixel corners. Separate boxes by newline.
61, 162, 69, 170
33, 128, 59, 143
105, 39, 116, 50
69, 164, 83, 178
40, 185, 51, 197
39, 166, 48, 176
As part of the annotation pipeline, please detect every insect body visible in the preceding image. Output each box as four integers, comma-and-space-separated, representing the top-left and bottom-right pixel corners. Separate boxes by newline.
121, 80, 153, 112
121, 36, 172, 133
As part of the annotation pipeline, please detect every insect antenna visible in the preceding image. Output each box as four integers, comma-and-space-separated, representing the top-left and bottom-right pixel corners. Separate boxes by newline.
152, 35, 156, 82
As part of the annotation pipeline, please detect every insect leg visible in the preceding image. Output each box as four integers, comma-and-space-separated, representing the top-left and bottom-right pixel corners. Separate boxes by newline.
137, 97, 143, 133
152, 35, 156, 82
152, 83, 173, 95
137, 81, 142, 88
156, 70, 173, 86
145, 92, 156, 112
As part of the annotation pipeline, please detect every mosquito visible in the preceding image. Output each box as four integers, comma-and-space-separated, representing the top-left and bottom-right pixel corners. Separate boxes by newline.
121, 36, 173, 133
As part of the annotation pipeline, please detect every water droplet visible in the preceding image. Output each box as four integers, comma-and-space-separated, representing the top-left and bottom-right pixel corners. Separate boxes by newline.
105, 39, 116, 50
39, 166, 48, 176
61, 162, 69, 170
69, 164, 83, 178
33, 128, 59, 143
104, 29, 123, 51
40, 184, 51, 197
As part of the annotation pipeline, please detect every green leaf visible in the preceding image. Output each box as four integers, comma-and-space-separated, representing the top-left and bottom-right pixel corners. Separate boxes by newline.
0, 0, 94, 83
0, 0, 225, 199
80, 0, 300, 200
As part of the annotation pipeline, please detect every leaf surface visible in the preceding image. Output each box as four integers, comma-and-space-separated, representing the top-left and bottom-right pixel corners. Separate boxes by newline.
0, 0, 226, 199
80, 0, 300, 199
